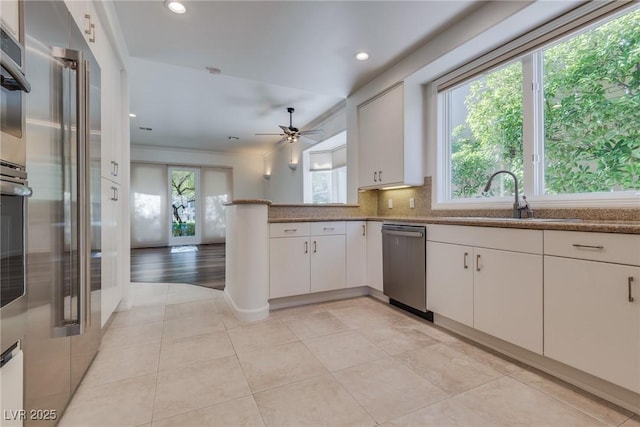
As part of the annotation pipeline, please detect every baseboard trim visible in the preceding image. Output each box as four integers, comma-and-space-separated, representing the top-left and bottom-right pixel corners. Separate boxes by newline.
434, 314, 640, 415
224, 290, 269, 322
269, 287, 371, 311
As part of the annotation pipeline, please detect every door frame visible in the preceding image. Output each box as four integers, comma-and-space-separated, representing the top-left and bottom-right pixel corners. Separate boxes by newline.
168, 166, 201, 246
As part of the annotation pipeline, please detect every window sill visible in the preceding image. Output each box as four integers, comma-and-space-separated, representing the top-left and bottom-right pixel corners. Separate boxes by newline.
433, 193, 640, 211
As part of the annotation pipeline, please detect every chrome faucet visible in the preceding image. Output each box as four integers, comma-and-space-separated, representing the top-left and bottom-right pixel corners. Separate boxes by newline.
482, 170, 533, 219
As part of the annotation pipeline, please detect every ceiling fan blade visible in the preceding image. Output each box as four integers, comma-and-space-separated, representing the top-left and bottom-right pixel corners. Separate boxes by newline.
279, 125, 293, 134
299, 129, 324, 136
255, 133, 285, 136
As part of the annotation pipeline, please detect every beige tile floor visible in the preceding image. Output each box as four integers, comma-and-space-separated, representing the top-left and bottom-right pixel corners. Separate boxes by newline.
59, 283, 640, 427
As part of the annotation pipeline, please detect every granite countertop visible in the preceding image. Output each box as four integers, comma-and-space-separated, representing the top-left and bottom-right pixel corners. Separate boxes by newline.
224, 199, 272, 206
269, 216, 640, 234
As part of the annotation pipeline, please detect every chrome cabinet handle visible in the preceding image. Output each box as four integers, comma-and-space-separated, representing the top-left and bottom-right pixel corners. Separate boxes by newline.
284, 229, 297, 232
374, 171, 378, 182
629, 277, 635, 303
362, 224, 366, 236
304, 241, 308, 254
378, 170, 382, 181
323, 227, 334, 231
464, 252, 468, 269
572, 244, 604, 250
313, 241, 317, 253
476, 254, 481, 272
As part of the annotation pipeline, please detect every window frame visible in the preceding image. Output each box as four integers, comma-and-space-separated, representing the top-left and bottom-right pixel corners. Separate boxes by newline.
434, 5, 640, 210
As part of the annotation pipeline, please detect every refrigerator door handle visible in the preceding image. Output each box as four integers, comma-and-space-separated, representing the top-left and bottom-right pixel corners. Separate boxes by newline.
82, 59, 91, 330
52, 47, 89, 337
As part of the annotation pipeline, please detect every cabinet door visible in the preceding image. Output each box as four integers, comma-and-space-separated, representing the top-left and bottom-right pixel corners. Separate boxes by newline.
374, 84, 404, 186
358, 97, 381, 188
358, 84, 404, 188
366, 221, 383, 292
474, 248, 543, 354
545, 256, 640, 393
346, 221, 367, 288
101, 180, 121, 326
426, 242, 474, 327
310, 235, 346, 293
269, 237, 310, 298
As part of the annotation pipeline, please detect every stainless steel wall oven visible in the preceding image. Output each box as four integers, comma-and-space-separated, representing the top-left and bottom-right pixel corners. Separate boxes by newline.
1, 22, 31, 168
1, 19, 31, 358
0, 166, 31, 355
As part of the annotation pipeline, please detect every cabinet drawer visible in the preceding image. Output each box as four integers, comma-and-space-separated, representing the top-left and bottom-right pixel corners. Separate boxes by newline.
544, 231, 640, 266
270, 222, 310, 238
427, 225, 542, 254
310, 221, 346, 236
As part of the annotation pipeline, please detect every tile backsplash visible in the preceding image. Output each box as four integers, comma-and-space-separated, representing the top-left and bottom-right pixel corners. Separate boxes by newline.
372, 177, 639, 221
268, 176, 639, 221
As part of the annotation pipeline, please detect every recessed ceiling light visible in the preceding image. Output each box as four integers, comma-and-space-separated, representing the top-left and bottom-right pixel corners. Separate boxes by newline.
129, 113, 136, 118
165, 0, 186, 14
355, 51, 370, 61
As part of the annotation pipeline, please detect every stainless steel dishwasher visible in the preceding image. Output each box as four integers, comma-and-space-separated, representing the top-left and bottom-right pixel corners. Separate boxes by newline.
382, 223, 432, 320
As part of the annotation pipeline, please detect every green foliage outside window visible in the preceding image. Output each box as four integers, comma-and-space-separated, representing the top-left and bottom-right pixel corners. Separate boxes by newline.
450, 10, 639, 198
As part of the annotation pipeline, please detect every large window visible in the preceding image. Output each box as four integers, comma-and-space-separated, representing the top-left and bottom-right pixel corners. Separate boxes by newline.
439, 6, 639, 205
303, 131, 347, 204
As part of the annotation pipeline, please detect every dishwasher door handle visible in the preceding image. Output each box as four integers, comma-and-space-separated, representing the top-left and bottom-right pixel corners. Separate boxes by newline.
382, 229, 424, 238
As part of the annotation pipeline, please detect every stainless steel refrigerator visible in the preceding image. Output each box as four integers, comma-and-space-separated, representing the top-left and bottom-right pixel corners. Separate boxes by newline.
23, 1, 101, 424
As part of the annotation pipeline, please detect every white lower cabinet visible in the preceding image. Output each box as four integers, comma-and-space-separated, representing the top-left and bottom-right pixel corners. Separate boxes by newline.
366, 221, 383, 292
426, 241, 474, 327
101, 179, 121, 327
269, 222, 346, 299
269, 236, 310, 298
310, 235, 346, 293
544, 256, 640, 393
474, 248, 542, 354
426, 225, 543, 354
346, 221, 367, 288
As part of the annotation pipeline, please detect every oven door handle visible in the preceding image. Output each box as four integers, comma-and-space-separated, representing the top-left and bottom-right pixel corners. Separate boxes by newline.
1, 55, 31, 93
0, 181, 32, 197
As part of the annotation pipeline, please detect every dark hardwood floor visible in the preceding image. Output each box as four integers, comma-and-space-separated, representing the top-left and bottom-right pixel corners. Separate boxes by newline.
130, 244, 225, 290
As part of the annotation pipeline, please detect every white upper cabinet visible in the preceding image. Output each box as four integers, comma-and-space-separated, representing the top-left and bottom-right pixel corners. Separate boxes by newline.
357, 83, 423, 189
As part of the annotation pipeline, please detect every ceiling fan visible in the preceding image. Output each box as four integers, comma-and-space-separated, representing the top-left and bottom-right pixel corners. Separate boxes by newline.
256, 107, 324, 143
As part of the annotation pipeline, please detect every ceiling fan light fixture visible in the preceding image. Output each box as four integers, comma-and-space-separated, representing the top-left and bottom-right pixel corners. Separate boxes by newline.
165, 0, 186, 14
355, 51, 370, 61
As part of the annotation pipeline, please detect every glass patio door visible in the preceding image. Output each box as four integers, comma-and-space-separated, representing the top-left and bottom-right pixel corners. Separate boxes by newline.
168, 167, 200, 246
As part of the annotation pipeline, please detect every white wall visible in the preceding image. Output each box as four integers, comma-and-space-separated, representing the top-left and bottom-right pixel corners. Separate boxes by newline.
130, 145, 264, 200
264, 144, 303, 203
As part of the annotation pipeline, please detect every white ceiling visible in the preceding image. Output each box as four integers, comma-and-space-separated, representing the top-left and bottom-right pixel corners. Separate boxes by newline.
114, 1, 479, 154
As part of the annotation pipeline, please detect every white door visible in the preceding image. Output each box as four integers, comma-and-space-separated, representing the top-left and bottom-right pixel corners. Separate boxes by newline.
310, 235, 346, 293
269, 237, 310, 298
366, 221, 383, 292
474, 248, 543, 354
346, 221, 367, 288
544, 256, 640, 393
426, 241, 474, 327
168, 167, 200, 246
